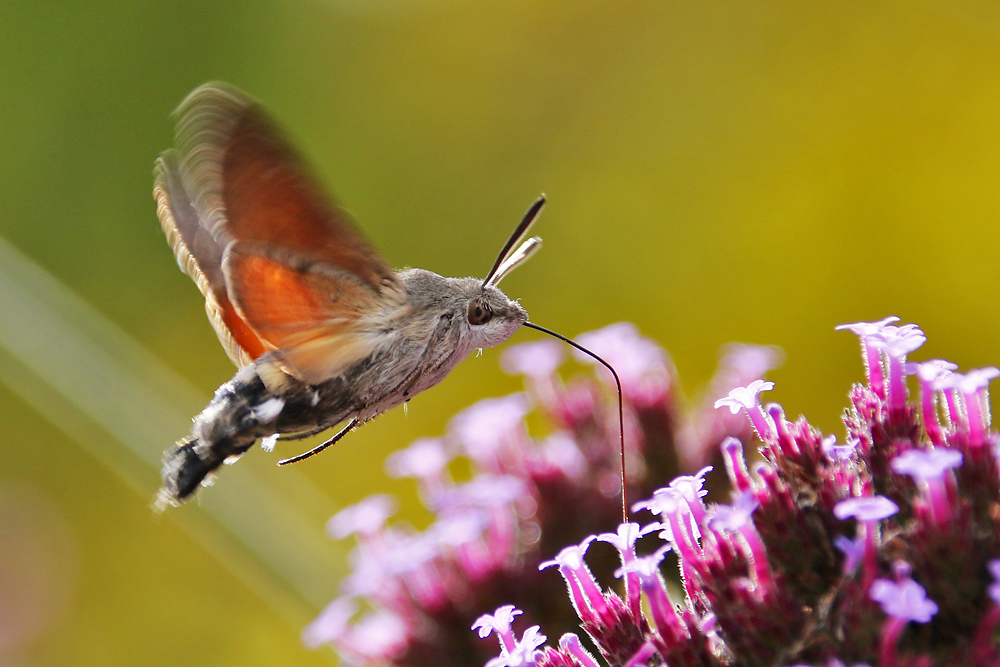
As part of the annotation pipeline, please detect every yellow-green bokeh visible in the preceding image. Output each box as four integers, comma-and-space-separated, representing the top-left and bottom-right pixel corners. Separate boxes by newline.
4, 1, 1000, 665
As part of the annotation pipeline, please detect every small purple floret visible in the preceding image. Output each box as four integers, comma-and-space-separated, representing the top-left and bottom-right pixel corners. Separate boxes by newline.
474, 604, 522, 643
906, 359, 958, 383
890, 448, 962, 480
385, 438, 450, 480
708, 491, 759, 533
869, 578, 939, 623
484, 624, 547, 667
573, 322, 673, 404
327, 495, 397, 539
870, 324, 926, 358
714, 380, 775, 414
835, 316, 901, 338
833, 496, 899, 522
501, 340, 565, 379
714, 380, 776, 441
988, 560, 1000, 605
450, 394, 530, 462
822, 435, 858, 462
558, 634, 601, 667
834, 534, 865, 573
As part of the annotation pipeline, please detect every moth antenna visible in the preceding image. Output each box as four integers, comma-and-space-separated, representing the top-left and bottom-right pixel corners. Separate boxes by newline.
486, 237, 542, 288
483, 195, 546, 288
522, 322, 628, 524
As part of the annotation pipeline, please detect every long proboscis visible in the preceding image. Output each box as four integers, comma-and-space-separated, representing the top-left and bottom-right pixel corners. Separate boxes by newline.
483, 195, 546, 288
523, 322, 628, 523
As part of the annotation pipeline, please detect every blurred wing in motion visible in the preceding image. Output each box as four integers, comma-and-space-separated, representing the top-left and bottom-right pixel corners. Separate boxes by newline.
154, 82, 406, 383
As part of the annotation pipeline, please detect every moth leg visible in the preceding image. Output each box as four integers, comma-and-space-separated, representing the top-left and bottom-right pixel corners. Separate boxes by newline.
276, 423, 335, 442
277, 416, 360, 466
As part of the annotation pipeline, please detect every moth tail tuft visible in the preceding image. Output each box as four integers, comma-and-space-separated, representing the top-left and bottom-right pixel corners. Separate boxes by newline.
154, 437, 217, 511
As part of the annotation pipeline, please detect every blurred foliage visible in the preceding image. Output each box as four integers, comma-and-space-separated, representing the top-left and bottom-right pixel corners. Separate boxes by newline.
4, 0, 1000, 665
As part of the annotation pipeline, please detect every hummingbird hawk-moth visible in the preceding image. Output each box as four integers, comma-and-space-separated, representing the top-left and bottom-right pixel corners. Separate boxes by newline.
153, 83, 624, 514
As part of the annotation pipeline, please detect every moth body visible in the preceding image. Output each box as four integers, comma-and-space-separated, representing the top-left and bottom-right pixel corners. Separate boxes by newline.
157, 260, 528, 506
153, 83, 541, 507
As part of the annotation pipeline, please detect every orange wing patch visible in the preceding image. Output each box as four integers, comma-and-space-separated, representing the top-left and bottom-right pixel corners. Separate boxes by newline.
158, 84, 408, 377
224, 250, 387, 384
155, 155, 270, 367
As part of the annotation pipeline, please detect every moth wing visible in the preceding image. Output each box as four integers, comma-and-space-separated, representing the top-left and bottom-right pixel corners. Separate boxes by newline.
156, 82, 406, 381
222, 247, 397, 384
154, 150, 268, 366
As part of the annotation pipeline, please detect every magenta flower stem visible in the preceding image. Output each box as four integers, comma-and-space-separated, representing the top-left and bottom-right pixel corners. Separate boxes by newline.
980, 387, 994, 429
918, 379, 944, 445
624, 570, 643, 623
964, 389, 985, 446
973, 606, 1000, 661
864, 340, 886, 398
944, 387, 962, 429
642, 577, 684, 643
887, 354, 908, 413
862, 522, 879, 587
738, 524, 773, 593
747, 403, 774, 443
664, 502, 701, 564
923, 477, 951, 525
879, 616, 906, 667
573, 566, 609, 619
621, 641, 658, 667
722, 438, 753, 493
559, 566, 595, 623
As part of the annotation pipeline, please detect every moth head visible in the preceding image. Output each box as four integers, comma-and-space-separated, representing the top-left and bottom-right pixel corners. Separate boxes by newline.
457, 196, 545, 348
462, 283, 528, 348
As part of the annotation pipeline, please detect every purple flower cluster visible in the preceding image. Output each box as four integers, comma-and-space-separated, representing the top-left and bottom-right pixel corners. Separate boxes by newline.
307, 318, 1000, 666
304, 323, 777, 666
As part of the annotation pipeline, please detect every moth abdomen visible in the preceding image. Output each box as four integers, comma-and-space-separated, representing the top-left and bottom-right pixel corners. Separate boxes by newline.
156, 357, 365, 507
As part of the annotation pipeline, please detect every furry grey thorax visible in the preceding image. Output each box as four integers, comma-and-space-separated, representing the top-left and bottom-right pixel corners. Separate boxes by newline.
157, 267, 527, 506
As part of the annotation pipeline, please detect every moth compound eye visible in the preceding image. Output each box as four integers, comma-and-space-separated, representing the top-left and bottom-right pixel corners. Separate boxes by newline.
467, 302, 493, 326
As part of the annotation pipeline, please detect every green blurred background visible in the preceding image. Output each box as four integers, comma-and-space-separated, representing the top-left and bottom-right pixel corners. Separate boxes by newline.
4, 1, 1000, 665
